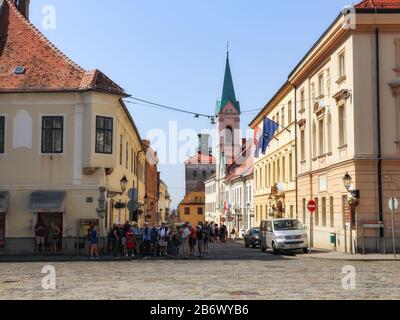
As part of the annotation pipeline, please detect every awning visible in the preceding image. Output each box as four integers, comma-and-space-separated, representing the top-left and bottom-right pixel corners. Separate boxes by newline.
0, 191, 9, 213
29, 191, 66, 213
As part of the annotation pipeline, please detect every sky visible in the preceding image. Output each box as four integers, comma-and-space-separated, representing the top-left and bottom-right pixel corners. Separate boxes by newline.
30, 0, 354, 208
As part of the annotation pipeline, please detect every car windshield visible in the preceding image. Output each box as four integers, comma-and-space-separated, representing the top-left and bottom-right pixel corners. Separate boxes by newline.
273, 220, 303, 231
252, 229, 260, 235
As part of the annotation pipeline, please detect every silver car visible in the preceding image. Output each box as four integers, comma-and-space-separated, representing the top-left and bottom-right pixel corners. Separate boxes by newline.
260, 219, 309, 255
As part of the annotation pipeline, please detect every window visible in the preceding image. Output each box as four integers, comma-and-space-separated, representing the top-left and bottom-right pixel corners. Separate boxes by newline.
0, 116, 4, 154
198, 207, 203, 215
184, 207, 190, 215
327, 112, 332, 153
289, 153, 293, 181
290, 205, 294, 219
282, 156, 286, 183
281, 107, 285, 128
318, 73, 324, 97
131, 148, 134, 173
41, 116, 63, 153
322, 197, 327, 227
202, 170, 207, 179
339, 52, 346, 78
300, 90, 305, 110
96, 116, 113, 154
193, 171, 198, 179
288, 101, 292, 124
314, 198, 319, 226
119, 135, 123, 165
319, 119, 324, 155
339, 105, 347, 146
277, 159, 281, 182
300, 130, 305, 162
125, 142, 129, 169
276, 112, 280, 132
312, 122, 317, 158
330, 196, 334, 228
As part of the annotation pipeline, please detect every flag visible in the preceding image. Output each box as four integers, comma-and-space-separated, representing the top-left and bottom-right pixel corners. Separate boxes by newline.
254, 126, 263, 158
261, 118, 279, 155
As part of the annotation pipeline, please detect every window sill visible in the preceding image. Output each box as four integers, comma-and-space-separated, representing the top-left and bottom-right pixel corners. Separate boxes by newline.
327, 152, 333, 156
338, 144, 348, 150
317, 154, 326, 159
300, 160, 306, 164
336, 75, 347, 84
312, 157, 318, 162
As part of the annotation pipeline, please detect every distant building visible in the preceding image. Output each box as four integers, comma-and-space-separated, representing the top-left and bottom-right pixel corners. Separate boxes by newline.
158, 180, 171, 224
185, 134, 216, 195
178, 190, 205, 227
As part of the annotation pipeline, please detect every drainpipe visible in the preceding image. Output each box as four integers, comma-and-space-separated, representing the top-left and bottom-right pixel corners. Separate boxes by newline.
375, 28, 384, 243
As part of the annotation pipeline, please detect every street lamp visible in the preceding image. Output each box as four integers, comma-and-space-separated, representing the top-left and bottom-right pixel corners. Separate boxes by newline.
343, 172, 360, 199
120, 176, 128, 194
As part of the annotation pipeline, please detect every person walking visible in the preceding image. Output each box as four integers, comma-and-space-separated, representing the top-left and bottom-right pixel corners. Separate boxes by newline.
34, 221, 47, 254
231, 226, 237, 241
48, 222, 60, 254
189, 224, 197, 256
158, 223, 169, 257
196, 223, 205, 258
220, 224, 227, 243
111, 224, 121, 258
181, 223, 191, 259
202, 222, 211, 254
122, 221, 131, 257
214, 224, 220, 243
132, 222, 142, 256
167, 228, 178, 259
142, 222, 152, 259
89, 225, 100, 260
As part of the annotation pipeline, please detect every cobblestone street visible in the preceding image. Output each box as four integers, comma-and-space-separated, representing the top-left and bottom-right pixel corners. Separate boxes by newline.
0, 242, 399, 300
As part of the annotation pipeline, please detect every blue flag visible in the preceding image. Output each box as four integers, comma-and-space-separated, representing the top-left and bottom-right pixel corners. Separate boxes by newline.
261, 118, 279, 155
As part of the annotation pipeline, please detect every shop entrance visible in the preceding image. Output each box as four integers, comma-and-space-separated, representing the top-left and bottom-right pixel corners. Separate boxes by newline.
0, 213, 5, 252
38, 213, 63, 251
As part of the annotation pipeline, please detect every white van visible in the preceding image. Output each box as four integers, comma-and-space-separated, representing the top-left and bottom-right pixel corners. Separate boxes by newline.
260, 219, 309, 255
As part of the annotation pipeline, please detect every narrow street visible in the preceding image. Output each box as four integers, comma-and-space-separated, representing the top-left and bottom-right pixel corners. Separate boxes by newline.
0, 241, 399, 300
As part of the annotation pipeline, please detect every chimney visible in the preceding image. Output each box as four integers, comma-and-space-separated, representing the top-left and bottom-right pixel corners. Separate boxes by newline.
13, 0, 30, 19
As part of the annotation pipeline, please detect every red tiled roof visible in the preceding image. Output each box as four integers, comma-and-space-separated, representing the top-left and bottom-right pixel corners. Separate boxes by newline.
185, 153, 216, 165
355, 0, 400, 9
0, 0, 125, 95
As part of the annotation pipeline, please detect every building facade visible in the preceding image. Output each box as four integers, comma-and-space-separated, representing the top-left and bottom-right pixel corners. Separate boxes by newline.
158, 180, 171, 224
0, 0, 146, 254
178, 191, 205, 227
250, 0, 400, 253
205, 174, 217, 224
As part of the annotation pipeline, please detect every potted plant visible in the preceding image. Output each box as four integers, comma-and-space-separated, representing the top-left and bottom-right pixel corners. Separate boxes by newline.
348, 197, 359, 207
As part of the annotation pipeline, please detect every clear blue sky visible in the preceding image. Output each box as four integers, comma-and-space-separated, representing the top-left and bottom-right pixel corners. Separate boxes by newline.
30, 0, 353, 208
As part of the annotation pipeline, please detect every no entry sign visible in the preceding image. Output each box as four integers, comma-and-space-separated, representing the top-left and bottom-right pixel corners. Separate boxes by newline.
388, 197, 399, 211
307, 200, 317, 213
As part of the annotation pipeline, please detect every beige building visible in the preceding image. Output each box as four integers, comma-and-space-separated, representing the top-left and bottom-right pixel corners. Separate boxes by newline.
158, 180, 171, 224
0, 0, 146, 254
251, 0, 400, 253
250, 85, 297, 229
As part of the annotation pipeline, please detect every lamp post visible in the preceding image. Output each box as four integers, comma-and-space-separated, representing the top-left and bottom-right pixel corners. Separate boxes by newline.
343, 172, 360, 254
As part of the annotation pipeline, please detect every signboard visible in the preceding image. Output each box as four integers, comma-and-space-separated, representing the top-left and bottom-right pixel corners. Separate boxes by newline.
345, 204, 351, 227
307, 200, 317, 213
388, 197, 399, 211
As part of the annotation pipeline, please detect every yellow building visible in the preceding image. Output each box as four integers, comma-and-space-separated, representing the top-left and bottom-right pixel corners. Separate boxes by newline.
0, 0, 146, 254
250, 0, 400, 253
250, 84, 297, 228
178, 191, 205, 227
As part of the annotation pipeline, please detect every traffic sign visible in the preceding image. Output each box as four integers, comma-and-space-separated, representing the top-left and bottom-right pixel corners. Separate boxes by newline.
221, 217, 227, 223
307, 200, 317, 213
388, 197, 399, 211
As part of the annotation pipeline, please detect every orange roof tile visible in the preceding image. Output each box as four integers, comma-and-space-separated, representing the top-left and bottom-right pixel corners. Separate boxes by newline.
355, 0, 400, 9
0, 0, 125, 95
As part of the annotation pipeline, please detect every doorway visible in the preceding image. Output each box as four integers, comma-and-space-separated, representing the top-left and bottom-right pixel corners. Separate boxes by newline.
38, 213, 63, 251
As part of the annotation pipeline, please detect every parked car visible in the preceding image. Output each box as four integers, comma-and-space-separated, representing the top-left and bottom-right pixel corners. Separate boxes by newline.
244, 228, 261, 248
259, 219, 309, 255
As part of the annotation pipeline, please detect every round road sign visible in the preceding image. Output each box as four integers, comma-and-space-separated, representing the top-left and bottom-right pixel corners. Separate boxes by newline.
307, 200, 317, 213
388, 197, 399, 211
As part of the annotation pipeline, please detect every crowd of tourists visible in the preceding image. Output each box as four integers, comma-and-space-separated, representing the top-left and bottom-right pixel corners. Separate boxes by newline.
86, 221, 230, 260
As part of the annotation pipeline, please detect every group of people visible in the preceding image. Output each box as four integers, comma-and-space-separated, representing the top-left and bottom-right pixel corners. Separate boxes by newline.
34, 221, 61, 254
101, 221, 230, 260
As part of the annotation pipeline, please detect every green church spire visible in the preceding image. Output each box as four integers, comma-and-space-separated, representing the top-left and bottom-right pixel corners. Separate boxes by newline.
216, 51, 241, 114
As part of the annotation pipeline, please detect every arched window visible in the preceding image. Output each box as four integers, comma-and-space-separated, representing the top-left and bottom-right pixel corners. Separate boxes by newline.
193, 170, 198, 179
225, 126, 233, 147
327, 112, 332, 153
312, 122, 317, 158
319, 118, 324, 155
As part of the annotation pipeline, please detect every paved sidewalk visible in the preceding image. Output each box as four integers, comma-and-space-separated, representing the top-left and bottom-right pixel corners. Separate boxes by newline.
233, 239, 400, 261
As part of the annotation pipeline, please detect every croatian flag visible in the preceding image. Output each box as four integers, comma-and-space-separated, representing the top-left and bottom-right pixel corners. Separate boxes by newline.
254, 126, 263, 158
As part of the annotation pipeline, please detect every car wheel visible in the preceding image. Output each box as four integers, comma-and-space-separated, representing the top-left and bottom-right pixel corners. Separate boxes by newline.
272, 242, 279, 255
303, 248, 309, 254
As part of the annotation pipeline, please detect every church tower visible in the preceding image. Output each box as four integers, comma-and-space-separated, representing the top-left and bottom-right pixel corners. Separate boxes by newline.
215, 50, 241, 211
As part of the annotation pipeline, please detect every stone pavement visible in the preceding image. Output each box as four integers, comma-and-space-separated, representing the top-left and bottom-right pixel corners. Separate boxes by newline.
0, 241, 399, 300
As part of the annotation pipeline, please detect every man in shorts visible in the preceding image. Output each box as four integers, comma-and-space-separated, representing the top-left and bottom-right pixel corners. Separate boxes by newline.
35, 221, 47, 254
